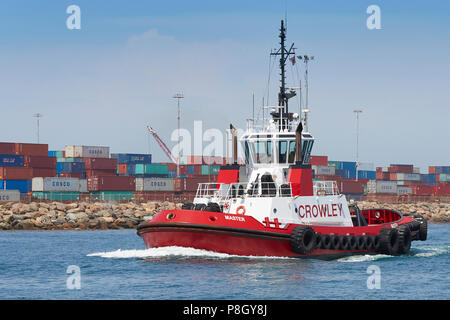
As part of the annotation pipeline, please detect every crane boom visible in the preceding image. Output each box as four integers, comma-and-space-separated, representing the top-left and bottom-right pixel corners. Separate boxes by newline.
147, 125, 177, 164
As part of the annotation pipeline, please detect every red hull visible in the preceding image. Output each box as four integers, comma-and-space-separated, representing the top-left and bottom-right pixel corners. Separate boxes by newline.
137, 209, 415, 259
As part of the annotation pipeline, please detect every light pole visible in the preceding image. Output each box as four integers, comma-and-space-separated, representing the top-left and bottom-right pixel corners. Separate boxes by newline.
33, 113, 43, 144
353, 109, 362, 181
173, 93, 184, 177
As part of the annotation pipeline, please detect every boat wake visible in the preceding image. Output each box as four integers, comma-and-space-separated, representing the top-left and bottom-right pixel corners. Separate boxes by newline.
87, 246, 293, 260
337, 245, 450, 263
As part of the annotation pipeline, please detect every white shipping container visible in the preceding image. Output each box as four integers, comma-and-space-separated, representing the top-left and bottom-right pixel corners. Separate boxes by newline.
312, 165, 335, 176
135, 178, 175, 192
413, 167, 421, 174
65, 145, 110, 158
397, 186, 413, 194
32, 177, 81, 192
0, 190, 20, 201
367, 180, 397, 194
395, 173, 421, 181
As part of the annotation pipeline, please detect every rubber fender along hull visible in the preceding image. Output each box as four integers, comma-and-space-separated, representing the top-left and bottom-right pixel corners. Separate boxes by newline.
136, 209, 419, 259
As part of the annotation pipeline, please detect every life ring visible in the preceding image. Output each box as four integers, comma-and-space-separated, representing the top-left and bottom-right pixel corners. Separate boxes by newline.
236, 205, 246, 215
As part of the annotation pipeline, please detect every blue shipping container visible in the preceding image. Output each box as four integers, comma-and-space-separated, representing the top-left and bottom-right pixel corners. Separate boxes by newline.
56, 162, 64, 173
0, 154, 24, 167
0, 180, 32, 193
63, 162, 85, 173
111, 153, 152, 164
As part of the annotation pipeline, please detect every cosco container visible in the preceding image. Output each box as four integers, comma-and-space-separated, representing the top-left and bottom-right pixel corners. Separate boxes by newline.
312, 165, 335, 176
32, 177, 84, 192
367, 180, 397, 194
397, 186, 413, 194
0, 190, 20, 201
135, 178, 175, 192
0, 154, 24, 167
65, 145, 110, 158
89, 191, 134, 201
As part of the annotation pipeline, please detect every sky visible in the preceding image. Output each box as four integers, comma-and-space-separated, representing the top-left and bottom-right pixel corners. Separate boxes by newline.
0, 0, 449, 171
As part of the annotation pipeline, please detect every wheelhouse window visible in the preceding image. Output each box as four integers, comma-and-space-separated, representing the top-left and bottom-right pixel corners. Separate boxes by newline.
288, 141, 296, 163
278, 141, 287, 163
249, 140, 273, 164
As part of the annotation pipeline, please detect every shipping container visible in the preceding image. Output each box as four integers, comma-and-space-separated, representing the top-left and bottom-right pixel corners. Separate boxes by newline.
88, 176, 136, 191
435, 185, 450, 195
412, 185, 435, 195
0, 179, 32, 193
312, 165, 336, 176
390, 173, 421, 181
0, 154, 24, 167
32, 177, 86, 192
58, 172, 85, 179
388, 164, 414, 174
111, 153, 152, 164
15, 143, 48, 156
339, 180, 365, 194
174, 176, 217, 192
367, 180, 397, 194
357, 170, 376, 180
0, 190, 20, 201
24, 155, 56, 168
62, 162, 85, 173
0, 142, 16, 154
65, 145, 110, 158
358, 162, 375, 171
376, 172, 390, 180
117, 164, 128, 175
84, 169, 116, 178
32, 192, 80, 201
83, 158, 117, 170
32, 168, 56, 177
397, 186, 413, 194
310, 155, 328, 166
135, 178, 175, 192
439, 174, 450, 182
133, 163, 169, 175
89, 191, 134, 201
0, 167, 33, 180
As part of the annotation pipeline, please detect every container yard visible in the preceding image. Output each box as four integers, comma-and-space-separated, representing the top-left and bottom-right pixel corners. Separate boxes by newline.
0, 141, 449, 203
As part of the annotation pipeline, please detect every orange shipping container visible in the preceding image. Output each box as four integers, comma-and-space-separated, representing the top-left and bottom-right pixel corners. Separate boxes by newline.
118, 164, 128, 175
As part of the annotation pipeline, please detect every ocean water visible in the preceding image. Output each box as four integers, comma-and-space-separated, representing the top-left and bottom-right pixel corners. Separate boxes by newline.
0, 224, 448, 300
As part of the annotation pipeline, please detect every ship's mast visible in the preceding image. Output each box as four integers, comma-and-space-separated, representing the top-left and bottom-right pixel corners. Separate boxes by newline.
270, 20, 296, 130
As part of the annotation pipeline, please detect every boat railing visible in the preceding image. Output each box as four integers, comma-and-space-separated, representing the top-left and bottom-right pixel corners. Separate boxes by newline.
195, 183, 225, 199
224, 182, 293, 200
313, 180, 339, 196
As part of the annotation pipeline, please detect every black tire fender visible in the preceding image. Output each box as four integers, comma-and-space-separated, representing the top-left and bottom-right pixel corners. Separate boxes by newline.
290, 226, 317, 255
378, 228, 400, 255
398, 225, 412, 254
320, 234, 332, 250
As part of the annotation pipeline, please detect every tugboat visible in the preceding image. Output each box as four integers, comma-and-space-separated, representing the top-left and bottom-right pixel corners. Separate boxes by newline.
137, 21, 428, 259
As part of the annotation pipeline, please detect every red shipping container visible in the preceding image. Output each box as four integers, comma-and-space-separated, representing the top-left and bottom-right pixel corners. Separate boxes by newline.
376, 172, 390, 180
0, 142, 15, 154
25, 155, 57, 168
435, 185, 450, 195
310, 155, 328, 166
83, 158, 118, 170
32, 168, 56, 177
118, 164, 128, 175
0, 167, 33, 179
58, 172, 84, 179
15, 143, 48, 156
339, 180, 364, 194
85, 169, 116, 178
412, 185, 435, 195
388, 164, 413, 174
88, 176, 135, 191
428, 166, 436, 174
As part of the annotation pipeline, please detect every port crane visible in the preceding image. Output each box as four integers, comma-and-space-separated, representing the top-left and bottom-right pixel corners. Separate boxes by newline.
146, 125, 177, 164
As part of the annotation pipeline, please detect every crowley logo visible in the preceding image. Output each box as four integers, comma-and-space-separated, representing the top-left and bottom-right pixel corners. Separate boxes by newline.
298, 203, 343, 219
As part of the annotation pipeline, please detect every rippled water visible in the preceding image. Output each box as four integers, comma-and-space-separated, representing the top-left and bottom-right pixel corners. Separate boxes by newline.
0, 224, 448, 299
